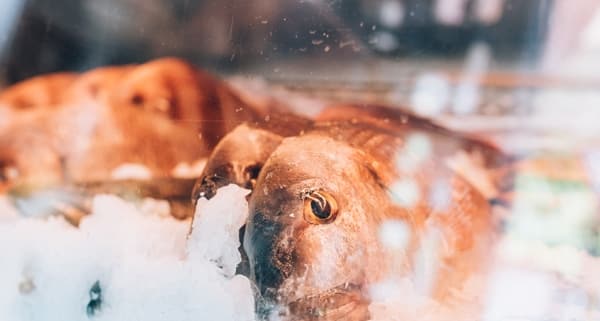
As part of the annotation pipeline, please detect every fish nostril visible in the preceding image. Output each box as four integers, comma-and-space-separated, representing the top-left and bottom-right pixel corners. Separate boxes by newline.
192, 176, 218, 202
130, 93, 145, 107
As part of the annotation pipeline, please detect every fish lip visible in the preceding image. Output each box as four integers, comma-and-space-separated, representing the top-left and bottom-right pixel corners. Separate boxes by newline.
283, 282, 368, 320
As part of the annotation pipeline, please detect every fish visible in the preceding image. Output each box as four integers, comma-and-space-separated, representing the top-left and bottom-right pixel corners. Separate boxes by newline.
0, 58, 264, 194
317, 103, 507, 169
0, 72, 78, 110
243, 119, 507, 321
194, 102, 507, 203
190, 113, 313, 276
100, 58, 263, 149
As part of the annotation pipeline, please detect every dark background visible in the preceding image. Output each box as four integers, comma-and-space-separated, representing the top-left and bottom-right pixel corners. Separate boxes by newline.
0, 0, 552, 83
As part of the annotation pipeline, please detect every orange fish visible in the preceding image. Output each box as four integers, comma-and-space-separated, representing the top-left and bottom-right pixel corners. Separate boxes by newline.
244, 119, 506, 320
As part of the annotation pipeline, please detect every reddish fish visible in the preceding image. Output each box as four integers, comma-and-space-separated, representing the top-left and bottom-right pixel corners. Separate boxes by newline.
244, 120, 505, 321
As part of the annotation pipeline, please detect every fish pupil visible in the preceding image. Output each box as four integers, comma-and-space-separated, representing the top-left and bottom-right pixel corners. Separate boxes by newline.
310, 198, 331, 219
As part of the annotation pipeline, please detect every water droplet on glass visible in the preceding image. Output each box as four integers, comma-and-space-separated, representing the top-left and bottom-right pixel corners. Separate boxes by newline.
380, 0, 405, 28
388, 179, 420, 207
379, 219, 411, 250
410, 72, 450, 116
370, 31, 398, 52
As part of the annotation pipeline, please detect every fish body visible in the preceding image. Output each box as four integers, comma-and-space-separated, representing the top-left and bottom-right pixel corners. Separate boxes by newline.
0, 72, 78, 110
244, 120, 502, 320
317, 103, 506, 168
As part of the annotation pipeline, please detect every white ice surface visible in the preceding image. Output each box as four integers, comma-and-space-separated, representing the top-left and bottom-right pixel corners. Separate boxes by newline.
0, 186, 254, 321
187, 185, 251, 278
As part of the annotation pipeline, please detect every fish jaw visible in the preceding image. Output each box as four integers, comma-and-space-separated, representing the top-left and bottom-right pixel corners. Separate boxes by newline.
257, 282, 370, 321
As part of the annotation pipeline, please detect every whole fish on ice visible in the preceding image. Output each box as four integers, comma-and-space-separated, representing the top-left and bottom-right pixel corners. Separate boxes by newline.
240, 117, 507, 320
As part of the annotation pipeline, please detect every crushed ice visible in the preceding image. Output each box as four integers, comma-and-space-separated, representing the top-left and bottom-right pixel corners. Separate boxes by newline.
1, 184, 600, 321
0, 186, 254, 321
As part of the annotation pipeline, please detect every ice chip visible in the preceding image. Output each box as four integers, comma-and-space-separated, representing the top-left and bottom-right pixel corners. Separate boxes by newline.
482, 268, 553, 321
0, 191, 256, 321
0, 196, 19, 222
188, 184, 251, 277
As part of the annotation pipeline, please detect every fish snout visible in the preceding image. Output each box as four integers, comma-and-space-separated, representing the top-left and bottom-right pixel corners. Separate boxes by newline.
246, 211, 297, 302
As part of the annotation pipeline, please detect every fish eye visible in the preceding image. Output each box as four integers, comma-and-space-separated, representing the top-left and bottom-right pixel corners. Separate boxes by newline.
303, 190, 338, 224
130, 93, 145, 106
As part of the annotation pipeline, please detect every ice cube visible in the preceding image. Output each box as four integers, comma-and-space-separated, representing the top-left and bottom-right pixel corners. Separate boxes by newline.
187, 184, 251, 278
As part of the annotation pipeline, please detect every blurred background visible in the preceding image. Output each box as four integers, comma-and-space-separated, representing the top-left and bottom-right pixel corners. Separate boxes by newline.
1, 4, 600, 167
1, 0, 600, 139
0, 0, 556, 81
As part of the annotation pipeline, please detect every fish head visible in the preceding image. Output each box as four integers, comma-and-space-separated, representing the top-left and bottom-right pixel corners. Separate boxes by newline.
107, 58, 204, 120
245, 134, 400, 320
193, 124, 283, 201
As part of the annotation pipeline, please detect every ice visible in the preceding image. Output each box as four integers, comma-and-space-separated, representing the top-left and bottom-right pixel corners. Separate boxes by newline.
582, 6, 600, 50
0, 186, 255, 321
187, 184, 251, 277
0, 196, 19, 222
483, 268, 554, 321
2, 179, 600, 321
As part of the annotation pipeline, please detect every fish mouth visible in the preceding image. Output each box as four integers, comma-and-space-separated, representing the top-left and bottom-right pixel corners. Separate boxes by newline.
261, 283, 370, 321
